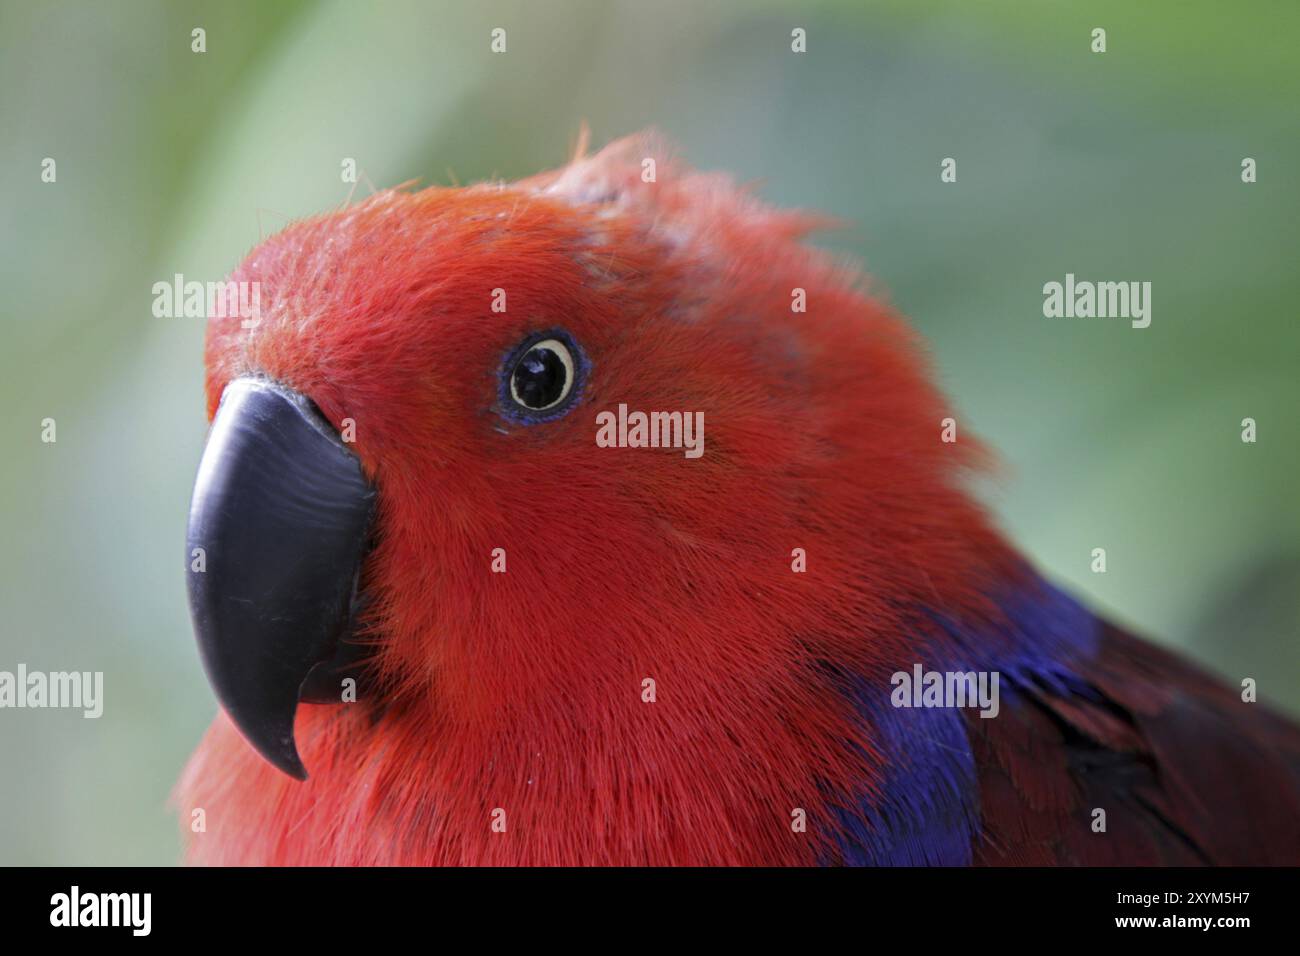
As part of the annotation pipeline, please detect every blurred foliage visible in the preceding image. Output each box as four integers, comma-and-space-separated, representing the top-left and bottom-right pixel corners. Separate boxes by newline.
0, 0, 1296, 863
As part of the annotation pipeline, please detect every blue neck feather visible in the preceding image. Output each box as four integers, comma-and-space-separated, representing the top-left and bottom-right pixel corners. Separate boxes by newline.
829, 575, 1099, 865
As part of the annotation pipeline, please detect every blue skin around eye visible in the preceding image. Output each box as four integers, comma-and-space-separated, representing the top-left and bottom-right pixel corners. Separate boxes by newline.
496, 330, 590, 425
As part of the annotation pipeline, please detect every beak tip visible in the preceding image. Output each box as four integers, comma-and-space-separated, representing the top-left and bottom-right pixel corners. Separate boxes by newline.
216, 697, 312, 781
264, 738, 310, 781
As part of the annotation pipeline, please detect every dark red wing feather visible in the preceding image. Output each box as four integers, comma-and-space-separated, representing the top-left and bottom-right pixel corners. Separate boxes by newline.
969, 621, 1300, 865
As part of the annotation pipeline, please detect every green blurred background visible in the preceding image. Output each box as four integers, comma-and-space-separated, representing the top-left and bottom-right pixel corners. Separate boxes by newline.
1, 0, 1296, 864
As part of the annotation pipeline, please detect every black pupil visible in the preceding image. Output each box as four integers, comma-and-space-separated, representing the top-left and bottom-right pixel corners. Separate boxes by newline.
513, 346, 567, 409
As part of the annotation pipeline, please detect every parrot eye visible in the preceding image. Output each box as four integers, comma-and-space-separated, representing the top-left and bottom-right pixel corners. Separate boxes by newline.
499, 330, 586, 423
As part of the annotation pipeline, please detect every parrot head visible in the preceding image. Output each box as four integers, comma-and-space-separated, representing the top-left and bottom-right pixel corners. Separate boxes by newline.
181, 133, 1018, 864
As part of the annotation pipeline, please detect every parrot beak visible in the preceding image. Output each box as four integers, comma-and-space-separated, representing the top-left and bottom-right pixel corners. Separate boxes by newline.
185, 377, 377, 779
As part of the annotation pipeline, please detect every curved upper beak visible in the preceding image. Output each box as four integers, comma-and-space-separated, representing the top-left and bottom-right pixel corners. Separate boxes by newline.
185, 378, 377, 779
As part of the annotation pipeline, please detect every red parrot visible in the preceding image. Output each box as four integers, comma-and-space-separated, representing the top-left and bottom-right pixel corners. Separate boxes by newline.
177, 133, 1300, 866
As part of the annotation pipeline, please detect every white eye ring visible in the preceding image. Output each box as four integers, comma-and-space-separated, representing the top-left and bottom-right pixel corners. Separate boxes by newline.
509, 338, 575, 411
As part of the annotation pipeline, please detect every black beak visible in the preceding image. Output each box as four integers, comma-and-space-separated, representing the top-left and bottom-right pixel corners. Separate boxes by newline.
186, 378, 377, 779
